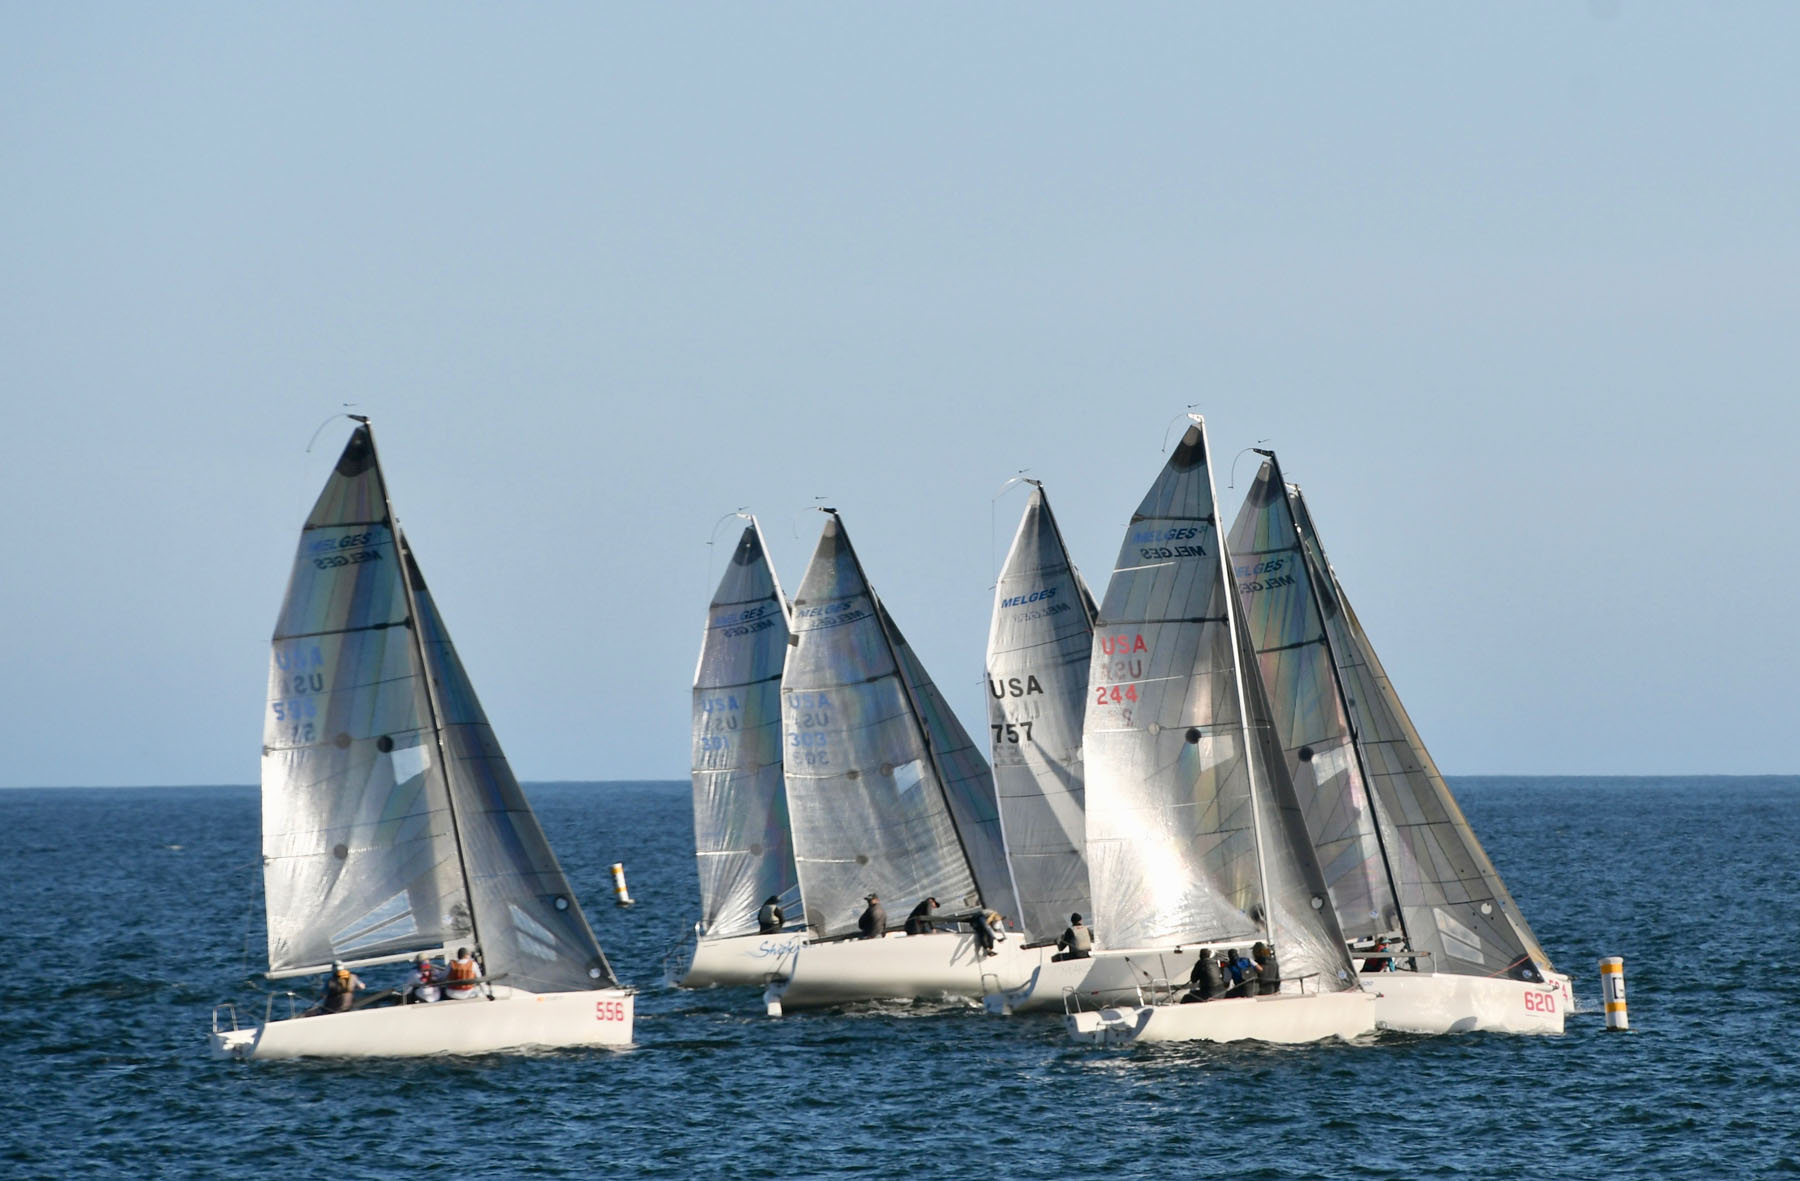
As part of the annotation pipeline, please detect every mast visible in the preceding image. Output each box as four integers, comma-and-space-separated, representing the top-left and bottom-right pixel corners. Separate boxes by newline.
1263, 453, 1410, 950
360, 419, 485, 960
1208, 418, 1278, 948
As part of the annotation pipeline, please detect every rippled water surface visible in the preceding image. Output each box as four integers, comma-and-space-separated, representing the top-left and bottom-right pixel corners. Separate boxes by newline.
4, 777, 1797, 1178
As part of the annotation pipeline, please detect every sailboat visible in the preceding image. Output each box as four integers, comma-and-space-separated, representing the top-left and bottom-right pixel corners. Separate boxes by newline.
1228, 453, 1569, 1033
211, 421, 633, 1058
668, 518, 809, 988
980, 484, 1152, 1016
762, 511, 1033, 1014
1065, 419, 1375, 1046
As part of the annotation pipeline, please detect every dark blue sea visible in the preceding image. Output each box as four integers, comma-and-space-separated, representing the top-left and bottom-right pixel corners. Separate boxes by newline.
4, 777, 1796, 1179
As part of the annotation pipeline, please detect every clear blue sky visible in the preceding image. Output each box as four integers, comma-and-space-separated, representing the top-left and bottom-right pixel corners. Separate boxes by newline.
4, 3, 1795, 786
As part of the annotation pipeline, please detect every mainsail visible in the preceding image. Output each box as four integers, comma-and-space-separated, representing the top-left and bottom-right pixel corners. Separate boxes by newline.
1082, 421, 1355, 992
986, 484, 1097, 939
780, 512, 996, 939
1227, 456, 1401, 941
261, 423, 616, 993
1288, 485, 1554, 981
690, 520, 799, 938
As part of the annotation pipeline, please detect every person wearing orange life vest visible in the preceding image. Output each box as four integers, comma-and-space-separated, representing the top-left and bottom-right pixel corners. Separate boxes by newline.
306, 961, 365, 1016
445, 947, 480, 999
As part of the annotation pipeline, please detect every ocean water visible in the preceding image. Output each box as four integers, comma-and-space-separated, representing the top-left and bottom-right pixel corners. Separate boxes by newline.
3, 776, 1796, 1179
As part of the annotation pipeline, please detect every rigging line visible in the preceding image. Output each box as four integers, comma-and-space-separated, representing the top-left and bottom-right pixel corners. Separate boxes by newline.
1159, 406, 1205, 453
704, 506, 754, 597
1226, 442, 1273, 491
787, 497, 833, 544
304, 409, 367, 454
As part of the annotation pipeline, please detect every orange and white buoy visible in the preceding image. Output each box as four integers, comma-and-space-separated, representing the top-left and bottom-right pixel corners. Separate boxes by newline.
611, 862, 635, 908
1600, 956, 1628, 1031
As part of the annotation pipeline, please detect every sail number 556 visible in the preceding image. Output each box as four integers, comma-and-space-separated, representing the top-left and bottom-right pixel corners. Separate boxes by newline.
595, 1000, 627, 1022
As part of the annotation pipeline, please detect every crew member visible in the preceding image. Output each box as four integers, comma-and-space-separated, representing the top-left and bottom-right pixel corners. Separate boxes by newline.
903, 896, 939, 936
970, 909, 1007, 957
1252, 941, 1280, 995
1053, 913, 1093, 962
858, 893, 887, 939
757, 895, 785, 934
1181, 948, 1224, 1003
446, 946, 480, 998
405, 954, 441, 1004
312, 961, 365, 1015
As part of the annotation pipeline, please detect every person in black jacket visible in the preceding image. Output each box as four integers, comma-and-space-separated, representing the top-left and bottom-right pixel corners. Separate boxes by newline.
858, 893, 887, 939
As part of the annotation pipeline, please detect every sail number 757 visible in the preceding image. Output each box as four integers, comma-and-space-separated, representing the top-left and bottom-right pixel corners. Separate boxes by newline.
991, 722, 1034, 744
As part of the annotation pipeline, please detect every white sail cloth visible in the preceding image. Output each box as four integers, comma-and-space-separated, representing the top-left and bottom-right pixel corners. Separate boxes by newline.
781, 513, 1018, 939
1227, 458, 1400, 941
986, 485, 1097, 940
1081, 422, 1356, 994
690, 521, 799, 938
261, 425, 615, 995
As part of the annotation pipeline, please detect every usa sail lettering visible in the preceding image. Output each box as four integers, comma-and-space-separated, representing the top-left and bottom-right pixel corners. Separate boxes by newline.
788, 692, 832, 731
594, 999, 627, 1022
988, 674, 1044, 699
1095, 633, 1147, 683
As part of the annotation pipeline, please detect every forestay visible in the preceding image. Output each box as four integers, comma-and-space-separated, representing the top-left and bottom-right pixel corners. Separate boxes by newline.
1288, 487, 1554, 981
781, 513, 980, 939
986, 485, 1097, 940
1082, 422, 1354, 992
690, 521, 799, 938
260, 424, 615, 994
1228, 458, 1401, 941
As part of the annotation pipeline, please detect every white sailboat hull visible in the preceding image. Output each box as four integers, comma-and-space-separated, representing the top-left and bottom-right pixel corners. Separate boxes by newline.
1066, 989, 1376, 1046
763, 931, 1036, 1014
983, 947, 1209, 1015
671, 930, 811, 989
210, 988, 635, 1059
1364, 970, 1572, 1035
